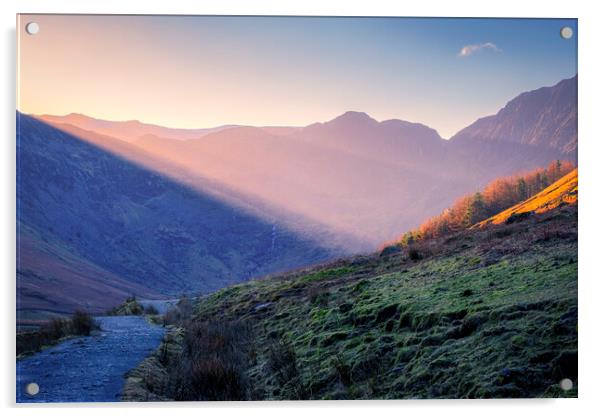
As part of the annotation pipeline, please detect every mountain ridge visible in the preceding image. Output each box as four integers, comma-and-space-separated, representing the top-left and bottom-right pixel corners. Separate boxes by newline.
36, 74, 577, 152
450, 76, 577, 156
36, 113, 239, 142
35, 76, 577, 248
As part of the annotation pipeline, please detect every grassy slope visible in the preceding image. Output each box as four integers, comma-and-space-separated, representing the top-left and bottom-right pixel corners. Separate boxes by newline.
477, 169, 578, 226
186, 201, 577, 399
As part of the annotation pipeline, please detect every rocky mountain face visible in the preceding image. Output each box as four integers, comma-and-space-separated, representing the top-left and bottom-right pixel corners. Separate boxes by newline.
451, 76, 577, 157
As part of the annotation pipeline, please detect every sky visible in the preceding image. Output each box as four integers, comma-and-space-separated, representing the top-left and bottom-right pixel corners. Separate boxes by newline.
17, 15, 577, 138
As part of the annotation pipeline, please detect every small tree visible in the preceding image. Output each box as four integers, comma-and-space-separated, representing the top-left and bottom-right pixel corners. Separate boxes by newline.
400, 232, 415, 246
555, 159, 563, 181
461, 192, 488, 228
517, 177, 528, 200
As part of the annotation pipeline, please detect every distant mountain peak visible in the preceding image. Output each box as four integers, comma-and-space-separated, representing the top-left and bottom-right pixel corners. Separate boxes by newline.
329, 111, 378, 125
49, 112, 95, 122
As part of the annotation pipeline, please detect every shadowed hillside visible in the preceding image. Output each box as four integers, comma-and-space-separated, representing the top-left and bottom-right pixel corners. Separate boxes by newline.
17, 113, 347, 316
17, 223, 160, 323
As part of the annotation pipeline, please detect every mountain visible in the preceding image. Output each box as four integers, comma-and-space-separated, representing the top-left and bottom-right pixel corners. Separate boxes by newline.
451, 76, 577, 156
38, 121, 372, 252
301, 111, 442, 152
100, 115, 475, 247
476, 168, 578, 227
37, 113, 237, 142
39, 75, 577, 248
17, 113, 347, 316
19, 76, 578, 316
122, 105, 571, 246
45, 117, 468, 247
298, 111, 448, 173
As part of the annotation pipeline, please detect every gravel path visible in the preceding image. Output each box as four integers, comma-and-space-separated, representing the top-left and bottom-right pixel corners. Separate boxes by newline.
16, 316, 165, 403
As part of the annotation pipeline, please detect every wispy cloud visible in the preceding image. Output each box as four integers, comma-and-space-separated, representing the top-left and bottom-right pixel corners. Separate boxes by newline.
458, 42, 500, 57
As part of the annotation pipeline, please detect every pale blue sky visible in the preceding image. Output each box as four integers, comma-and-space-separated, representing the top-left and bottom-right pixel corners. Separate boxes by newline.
20, 15, 577, 137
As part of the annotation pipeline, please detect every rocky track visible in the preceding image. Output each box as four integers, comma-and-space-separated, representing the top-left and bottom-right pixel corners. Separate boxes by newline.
17, 316, 165, 403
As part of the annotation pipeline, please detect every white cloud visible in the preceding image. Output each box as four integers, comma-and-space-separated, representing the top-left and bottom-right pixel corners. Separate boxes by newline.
458, 42, 500, 57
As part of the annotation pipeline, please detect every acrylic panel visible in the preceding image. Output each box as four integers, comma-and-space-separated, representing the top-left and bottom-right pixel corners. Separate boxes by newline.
16, 14, 578, 402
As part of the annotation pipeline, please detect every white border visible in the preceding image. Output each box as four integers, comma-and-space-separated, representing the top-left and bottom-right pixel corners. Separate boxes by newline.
2, 1, 601, 415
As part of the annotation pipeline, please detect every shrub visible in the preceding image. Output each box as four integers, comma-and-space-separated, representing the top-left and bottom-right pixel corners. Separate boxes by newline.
16, 311, 98, 356
267, 339, 308, 399
408, 247, 422, 261
131, 304, 144, 315
307, 286, 330, 305
17, 330, 51, 356
71, 310, 97, 335
380, 244, 402, 257
333, 355, 352, 387
47, 318, 67, 339
163, 295, 194, 325
107, 296, 144, 316
167, 320, 251, 401
144, 304, 159, 315
505, 212, 533, 224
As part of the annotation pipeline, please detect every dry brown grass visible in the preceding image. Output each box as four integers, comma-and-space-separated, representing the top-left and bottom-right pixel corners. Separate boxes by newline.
166, 320, 252, 401
17, 310, 98, 356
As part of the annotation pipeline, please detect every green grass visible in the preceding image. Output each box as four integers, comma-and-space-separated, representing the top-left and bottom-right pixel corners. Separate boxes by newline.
169, 205, 577, 399
297, 267, 354, 284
